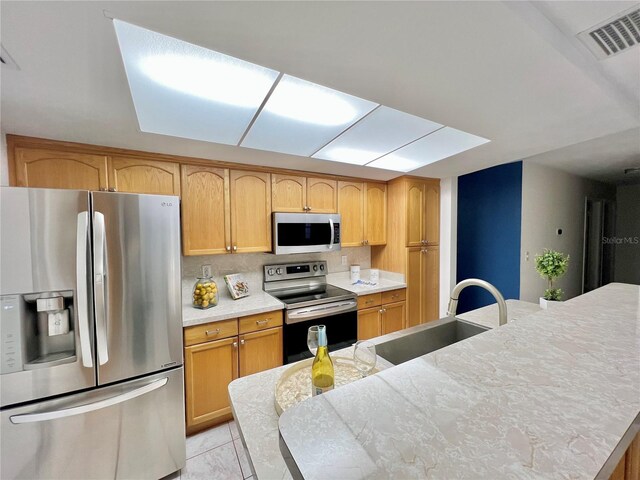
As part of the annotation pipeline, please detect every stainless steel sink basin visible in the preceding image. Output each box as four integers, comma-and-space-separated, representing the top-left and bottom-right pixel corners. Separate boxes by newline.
375, 317, 490, 365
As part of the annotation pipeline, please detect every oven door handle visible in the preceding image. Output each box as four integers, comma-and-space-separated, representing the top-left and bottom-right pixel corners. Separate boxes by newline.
286, 300, 357, 324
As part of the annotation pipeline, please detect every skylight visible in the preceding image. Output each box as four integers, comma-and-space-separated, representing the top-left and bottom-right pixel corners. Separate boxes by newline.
113, 20, 490, 172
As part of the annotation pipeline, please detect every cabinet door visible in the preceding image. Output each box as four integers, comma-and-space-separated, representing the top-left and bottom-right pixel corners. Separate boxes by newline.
307, 177, 338, 213
14, 147, 108, 190
239, 327, 283, 377
181, 165, 230, 256
272, 174, 306, 212
365, 183, 387, 246
108, 157, 180, 195
424, 181, 440, 245
406, 247, 423, 328
381, 301, 405, 335
184, 337, 238, 431
406, 180, 425, 247
422, 247, 440, 323
338, 181, 364, 247
357, 307, 381, 341
229, 170, 271, 253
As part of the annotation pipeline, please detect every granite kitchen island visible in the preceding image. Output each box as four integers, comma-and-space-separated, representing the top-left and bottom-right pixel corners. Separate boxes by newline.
279, 283, 639, 479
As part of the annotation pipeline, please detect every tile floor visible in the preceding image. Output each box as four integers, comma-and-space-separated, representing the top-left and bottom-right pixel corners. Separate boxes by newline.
165, 421, 254, 480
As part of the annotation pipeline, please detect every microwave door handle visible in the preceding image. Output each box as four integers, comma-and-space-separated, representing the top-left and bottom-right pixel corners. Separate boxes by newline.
328, 218, 335, 250
9, 378, 168, 424
93, 211, 109, 366
76, 212, 93, 368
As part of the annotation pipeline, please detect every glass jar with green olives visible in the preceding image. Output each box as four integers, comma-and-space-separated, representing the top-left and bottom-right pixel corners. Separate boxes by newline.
192, 276, 218, 309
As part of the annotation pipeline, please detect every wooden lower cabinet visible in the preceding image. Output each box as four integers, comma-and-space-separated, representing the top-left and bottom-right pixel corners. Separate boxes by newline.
610, 432, 640, 480
183, 312, 283, 434
184, 337, 238, 434
358, 307, 381, 341
357, 290, 406, 341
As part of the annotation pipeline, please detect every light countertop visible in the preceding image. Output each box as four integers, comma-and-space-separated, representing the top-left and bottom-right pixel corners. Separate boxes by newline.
457, 299, 540, 329
182, 280, 283, 327
326, 270, 406, 295
279, 283, 640, 479
228, 348, 394, 480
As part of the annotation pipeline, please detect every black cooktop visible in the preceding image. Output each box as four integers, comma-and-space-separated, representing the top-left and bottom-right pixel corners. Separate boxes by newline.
271, 285, 355, 308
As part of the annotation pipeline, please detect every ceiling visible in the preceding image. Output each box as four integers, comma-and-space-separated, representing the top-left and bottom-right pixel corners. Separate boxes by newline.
1, 1, 638, 182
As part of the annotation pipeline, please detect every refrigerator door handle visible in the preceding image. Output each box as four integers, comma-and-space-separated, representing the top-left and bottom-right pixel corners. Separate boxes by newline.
93, 211, 109, 365
9, 378, 168, 424
76, 212, 93, 368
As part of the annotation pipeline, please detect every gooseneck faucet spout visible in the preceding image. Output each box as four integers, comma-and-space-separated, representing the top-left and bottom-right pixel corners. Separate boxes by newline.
447, 279, 508, 326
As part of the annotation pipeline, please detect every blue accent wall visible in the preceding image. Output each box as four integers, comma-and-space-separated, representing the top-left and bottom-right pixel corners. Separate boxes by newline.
456, 161, 522, 313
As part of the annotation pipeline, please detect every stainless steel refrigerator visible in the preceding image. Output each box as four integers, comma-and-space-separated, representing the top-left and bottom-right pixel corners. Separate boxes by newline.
0, 187, 185, 479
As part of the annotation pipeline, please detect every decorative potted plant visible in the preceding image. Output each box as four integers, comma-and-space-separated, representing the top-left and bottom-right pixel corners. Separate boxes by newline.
535, 249, 570, 309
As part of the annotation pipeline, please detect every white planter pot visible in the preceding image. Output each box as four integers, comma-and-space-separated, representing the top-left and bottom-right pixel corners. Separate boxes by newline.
539, 297, 562, 309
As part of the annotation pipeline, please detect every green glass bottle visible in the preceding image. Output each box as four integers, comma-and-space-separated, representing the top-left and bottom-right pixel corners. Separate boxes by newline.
311, 325, 334, 396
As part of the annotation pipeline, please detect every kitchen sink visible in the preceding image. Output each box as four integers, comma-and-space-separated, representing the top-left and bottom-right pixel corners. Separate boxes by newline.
375, 317, 490, 365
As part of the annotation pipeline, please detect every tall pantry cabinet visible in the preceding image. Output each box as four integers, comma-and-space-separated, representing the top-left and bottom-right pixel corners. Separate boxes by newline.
372, 177, 440, 327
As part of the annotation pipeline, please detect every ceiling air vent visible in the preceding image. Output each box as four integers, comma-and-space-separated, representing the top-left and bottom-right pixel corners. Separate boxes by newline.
578, 5, 640, 59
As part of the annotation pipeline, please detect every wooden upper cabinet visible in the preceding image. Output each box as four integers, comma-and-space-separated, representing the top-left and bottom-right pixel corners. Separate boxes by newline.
338, 181, 365, 247
272, 174, 306, 212
108, 157, 180, 195
229, 170, 271, 253
238, 327, 283, 377
425, 181, 440, 245
307, 177, 338, 213
181, 165, 230, 256
365, 183, 387, 246
406, 180, 425, 247
14, 147, 108, 191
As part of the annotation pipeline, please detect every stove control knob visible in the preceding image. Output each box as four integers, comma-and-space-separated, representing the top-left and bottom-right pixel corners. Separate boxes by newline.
319, 264, 325, 271
276, 268, 283, 275
267, 268, 275, 276
313, 265, 318, 272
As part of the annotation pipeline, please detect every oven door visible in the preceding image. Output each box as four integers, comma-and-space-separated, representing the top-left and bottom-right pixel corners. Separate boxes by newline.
283, 300, 357, 364
272, 213, 341, 255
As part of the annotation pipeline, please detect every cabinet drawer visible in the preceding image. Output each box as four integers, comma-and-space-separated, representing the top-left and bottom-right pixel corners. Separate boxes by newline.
382, 288, 406, 304
357, 293, 382, 310
184, 319, 238, 347
239, 310, 283, 334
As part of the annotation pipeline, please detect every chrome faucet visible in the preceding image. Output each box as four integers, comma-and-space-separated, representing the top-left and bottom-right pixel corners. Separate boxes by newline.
447, 279, 508, 326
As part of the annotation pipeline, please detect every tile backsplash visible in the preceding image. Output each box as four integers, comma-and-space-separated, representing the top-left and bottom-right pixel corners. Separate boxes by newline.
182, 246, 371, 286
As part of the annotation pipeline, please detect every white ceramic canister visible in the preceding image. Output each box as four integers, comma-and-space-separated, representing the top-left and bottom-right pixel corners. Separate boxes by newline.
350, 265, 360, 283
369, 269, 379, 284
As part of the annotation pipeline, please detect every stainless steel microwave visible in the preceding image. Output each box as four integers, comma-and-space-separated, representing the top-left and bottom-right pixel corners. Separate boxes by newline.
272, 213, 341, 255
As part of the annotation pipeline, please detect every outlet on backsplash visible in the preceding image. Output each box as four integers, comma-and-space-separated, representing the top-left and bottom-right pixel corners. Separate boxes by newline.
341, 255, 347, 266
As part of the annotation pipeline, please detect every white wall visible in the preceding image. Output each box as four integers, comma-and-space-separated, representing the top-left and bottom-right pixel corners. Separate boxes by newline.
439, 177, 457, 316
520, 163, 615, 302
614, 184, 640, 285
0, 133, 8, 186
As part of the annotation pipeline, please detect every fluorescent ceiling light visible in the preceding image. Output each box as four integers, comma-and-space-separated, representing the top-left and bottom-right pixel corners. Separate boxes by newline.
367, 127, 490, 172
113, 20, 279, 145
241, 75, 378, 156
313, 106, 443, 165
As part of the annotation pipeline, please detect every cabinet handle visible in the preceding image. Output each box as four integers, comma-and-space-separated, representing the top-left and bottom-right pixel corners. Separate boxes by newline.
307, 206, 311, 212
205, 328, 220, 336
233, 341, 238, 348
232, 245, 237, 252
226, 245, 231, 252
365, 300, 374, 304
379, 309, 384, 314
99, 187, 107, 192
391, 294, 399, 299
240, 339, 245, 346
108, 187, 117, 192
256, 319, 270, 325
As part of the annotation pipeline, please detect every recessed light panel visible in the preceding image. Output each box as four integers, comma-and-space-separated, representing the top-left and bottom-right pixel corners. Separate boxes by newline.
367, 127, 490, 172
113, 20, 279, 145
241, 75, 378, 156
313, 106, 443, 165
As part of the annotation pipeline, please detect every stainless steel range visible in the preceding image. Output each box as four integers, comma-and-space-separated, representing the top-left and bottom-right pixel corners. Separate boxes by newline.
264, 261, 357, 364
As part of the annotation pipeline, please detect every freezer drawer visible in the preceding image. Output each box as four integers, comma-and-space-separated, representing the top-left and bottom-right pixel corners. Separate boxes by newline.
1, 367, 185, 479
